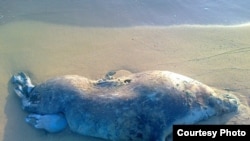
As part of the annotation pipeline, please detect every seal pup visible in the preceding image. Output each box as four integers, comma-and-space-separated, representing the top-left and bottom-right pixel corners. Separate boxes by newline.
11, 71, 239, 141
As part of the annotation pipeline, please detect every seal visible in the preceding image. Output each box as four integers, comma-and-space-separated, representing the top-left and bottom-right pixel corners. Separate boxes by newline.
11, 70, 239, 141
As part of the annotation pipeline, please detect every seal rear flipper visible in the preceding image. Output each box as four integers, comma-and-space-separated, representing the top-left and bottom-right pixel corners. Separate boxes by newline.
26, 113, 67, 133
12, 72, 35, 96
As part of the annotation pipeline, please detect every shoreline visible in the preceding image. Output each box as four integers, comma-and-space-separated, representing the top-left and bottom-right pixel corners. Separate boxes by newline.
0, 21, 249, 141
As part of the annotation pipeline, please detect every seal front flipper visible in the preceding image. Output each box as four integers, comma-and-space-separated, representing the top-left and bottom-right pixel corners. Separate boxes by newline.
26, 113, 67, 133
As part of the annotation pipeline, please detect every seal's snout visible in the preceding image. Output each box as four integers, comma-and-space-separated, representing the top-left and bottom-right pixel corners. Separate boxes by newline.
208, 93, 239, 115
222, 94, 239, 112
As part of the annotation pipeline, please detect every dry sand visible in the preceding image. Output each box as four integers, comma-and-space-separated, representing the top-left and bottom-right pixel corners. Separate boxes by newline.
0, 21, 250, 141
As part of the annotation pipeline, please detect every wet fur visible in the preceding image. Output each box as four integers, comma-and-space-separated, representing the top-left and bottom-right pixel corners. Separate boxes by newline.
12, 71, 239, 141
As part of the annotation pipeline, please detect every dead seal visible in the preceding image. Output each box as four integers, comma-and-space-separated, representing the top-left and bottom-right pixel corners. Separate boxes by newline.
11, 70, 239, 141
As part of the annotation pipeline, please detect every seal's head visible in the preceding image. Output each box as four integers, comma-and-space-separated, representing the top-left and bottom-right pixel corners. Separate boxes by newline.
208, 92, 239, 114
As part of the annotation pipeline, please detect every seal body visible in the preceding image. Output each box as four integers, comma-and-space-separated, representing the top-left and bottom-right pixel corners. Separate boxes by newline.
12, 71, 239, 141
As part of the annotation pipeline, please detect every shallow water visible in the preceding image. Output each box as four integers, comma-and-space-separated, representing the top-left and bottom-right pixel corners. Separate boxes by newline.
1, 0, 250, 26
1, 1, 250, 141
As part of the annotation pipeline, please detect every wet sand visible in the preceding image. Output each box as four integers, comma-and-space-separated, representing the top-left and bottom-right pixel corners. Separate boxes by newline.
0, 21, 250, 141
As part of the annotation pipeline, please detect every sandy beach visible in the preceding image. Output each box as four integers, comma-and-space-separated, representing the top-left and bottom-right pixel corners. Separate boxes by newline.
0, 21, 250, 141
